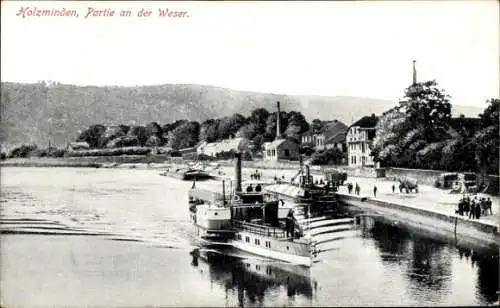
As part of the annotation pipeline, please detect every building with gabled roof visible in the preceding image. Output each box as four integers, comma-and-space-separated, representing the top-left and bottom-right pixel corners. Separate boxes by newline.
263, 138, 299, 161
346, 114, 379, 167
262, 101, 300, 161
314, 120, 348, 152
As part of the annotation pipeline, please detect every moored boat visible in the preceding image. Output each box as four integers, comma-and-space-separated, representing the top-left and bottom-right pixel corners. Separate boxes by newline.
264, 158, 338, 216
160, 167, 212, 181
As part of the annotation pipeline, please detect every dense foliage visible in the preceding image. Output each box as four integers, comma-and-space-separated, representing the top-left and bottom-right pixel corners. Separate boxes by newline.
66, 146, 151, 157
372, 80, 498, 175
70, 107, 309, 153
310, 148, 346, 165
7, 144, 66, 158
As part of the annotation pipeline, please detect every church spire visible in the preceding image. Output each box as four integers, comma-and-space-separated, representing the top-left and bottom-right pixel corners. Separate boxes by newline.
412, 60, 417, 85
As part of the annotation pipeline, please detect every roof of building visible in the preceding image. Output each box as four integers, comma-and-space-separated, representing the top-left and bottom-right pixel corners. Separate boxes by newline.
321, 120, 348, 144
202, 137, 245, 154
302, 127, 315, 137
263, 138, 295, 150
68, 141, 90, 149
351, 114, 379, 128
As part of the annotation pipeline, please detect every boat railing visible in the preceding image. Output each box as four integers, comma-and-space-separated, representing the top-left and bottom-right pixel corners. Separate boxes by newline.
231, 220, 287, 239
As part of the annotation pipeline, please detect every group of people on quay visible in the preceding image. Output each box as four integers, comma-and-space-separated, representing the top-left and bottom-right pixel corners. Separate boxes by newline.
456, 195, 493, 219
347, 183, 361, 195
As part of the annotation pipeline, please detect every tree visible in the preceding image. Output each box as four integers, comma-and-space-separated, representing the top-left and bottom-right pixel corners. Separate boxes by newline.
199, 119, 220, 142
127, 126, 148, 146
8, 144, 38, 158
473, 98, 499, 177
249, 108, 270, 132
310, 148, 346, 165
167, 121, 200, 150
217, 114, 246, 140
285, 111, 310, 143
404, 80, 452, 130
264, 111, 288, 141
98, 125, 130, 148
311, 119, 323, 133
77, 124, 106, 148
371, 80, 453, 170
237, 122, 259, 140
145, 122, 162, 137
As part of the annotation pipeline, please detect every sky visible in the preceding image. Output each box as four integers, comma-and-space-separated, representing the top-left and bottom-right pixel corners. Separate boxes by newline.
1, 1, 498, 107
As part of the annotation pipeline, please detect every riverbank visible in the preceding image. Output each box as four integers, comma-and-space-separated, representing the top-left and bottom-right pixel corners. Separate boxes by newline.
3, 158, 499, 243
213, 165, 500, 245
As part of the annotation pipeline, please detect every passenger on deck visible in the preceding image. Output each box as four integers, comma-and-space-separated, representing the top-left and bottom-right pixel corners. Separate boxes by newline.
392, 184, 395, 193
246, 184, 254, 192
320, 179, 324, 185
255, 184, 262, 192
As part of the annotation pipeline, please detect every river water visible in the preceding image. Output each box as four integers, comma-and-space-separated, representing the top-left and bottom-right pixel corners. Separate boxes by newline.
0, 167, 498, 307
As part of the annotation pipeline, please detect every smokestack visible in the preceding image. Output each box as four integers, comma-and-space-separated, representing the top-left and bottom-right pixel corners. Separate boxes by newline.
234, 152, 242, 193
276, 101, 281, 140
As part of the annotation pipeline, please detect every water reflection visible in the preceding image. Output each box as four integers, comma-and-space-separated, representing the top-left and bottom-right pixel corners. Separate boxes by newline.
458, 246, 499, 303
356, 214, 499, 305
190, 248, 314, 307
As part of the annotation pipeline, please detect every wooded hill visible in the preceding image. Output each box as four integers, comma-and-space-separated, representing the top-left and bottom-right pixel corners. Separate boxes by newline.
0, 81, 482, 150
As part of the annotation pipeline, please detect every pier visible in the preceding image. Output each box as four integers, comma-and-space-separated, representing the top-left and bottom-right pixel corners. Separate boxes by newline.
337, 193, 499, 245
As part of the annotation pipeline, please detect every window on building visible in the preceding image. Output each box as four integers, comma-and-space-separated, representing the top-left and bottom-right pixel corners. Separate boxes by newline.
362, 143, 365, 153
245, 236, 250, 243
237, 234, 242, 240
284, 149, 290, 157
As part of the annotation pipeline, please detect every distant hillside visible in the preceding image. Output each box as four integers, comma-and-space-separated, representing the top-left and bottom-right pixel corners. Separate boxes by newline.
0, 82, 483, 150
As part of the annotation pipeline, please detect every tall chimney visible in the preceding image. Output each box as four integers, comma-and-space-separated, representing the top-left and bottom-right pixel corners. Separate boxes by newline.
234, 152, 242, 193
276, 101, 281, 140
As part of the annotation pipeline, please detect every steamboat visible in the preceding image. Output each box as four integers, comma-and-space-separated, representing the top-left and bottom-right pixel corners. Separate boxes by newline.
264, 159, 338, 205
189, 153, 318, 266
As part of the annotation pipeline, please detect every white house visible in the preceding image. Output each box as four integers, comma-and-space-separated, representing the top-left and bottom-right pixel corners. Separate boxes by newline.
262, 139, 299, 161
346, 114, 378, 167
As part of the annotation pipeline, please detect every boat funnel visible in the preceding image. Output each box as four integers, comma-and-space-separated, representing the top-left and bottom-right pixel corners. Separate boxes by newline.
234, 152, 242, 193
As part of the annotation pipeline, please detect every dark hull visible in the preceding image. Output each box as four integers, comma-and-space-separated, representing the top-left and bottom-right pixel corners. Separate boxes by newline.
160, 171, 213, 181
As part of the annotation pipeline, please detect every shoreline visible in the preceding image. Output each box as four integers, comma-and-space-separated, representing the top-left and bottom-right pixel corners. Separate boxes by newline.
338, 193, 499, 246
3, 157, 498, 245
